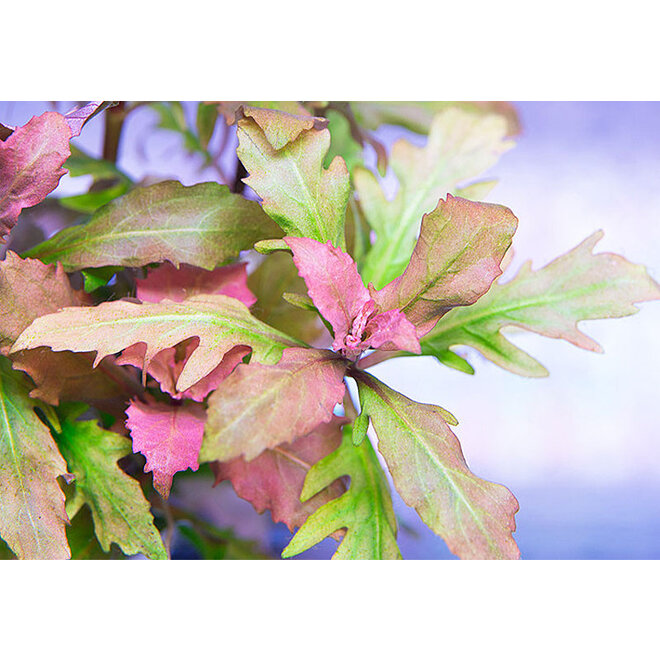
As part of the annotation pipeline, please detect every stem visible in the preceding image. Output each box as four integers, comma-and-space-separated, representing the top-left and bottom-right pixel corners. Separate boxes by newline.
102, 101, 126, 163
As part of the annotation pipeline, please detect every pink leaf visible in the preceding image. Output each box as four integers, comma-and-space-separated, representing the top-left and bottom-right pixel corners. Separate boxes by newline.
284, 237, 370, 347
125, 397, 206, 498
364, 308, 420, 353
212, 418, 346, 531
137, 262, 256, 307
0, 112, 72, 242
284, 236, 420, 359
117, 341, 248, 401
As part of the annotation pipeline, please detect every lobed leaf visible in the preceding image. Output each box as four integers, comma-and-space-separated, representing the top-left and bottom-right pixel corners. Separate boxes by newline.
351, 101, 521, 137
201, 347, 347, 462
237, 105, 327, 150
421, 231, 660, 377
0, 356, 69, 559
355, 371, 520, 560
12, 294, 299, 393
0, 112, 72, 242
125, 397, 206, 499
237, 116, 350, 247
356, 107, 514, 287
282, 425, 401, 560
372, 195, 518, 330
213, 419, 346, 532
25, 181, 278, 271
55, 404, 167, 559
0, 251, 137, 405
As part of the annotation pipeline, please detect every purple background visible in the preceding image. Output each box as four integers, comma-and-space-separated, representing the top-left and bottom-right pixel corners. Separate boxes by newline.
2, 101, 659, 559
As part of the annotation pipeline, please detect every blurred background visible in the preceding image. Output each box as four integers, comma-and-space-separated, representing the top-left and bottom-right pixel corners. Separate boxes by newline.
2, 101, 659, 559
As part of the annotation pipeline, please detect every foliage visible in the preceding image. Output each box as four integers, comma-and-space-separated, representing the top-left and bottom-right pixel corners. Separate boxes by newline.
0, 100, 657, 560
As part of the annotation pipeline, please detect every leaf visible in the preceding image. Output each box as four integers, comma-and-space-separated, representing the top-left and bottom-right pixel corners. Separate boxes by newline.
285, 237, 420, 358
136, 261, 256, 306
0, 356, 69, 559
356, 107, 514, 287
12, 294, 299, 393
58, 144, 132, 214
237, 105, 328, 150
125, 397, 206, 498
67, 505, 125, 560
213, 418, 346, 531
0, 112, 72, 242
63, 101, 107, 137
421, 231, 660, 377
118, 341, 249, 402
54, 404, 167, 559
196, 102, 219, 150
282, 425, 401, 560
24, 181, 279, 271
324, 109, 364, 173
371, 195, 518, 330
201, 347, 347, 462
247, 251, 326, 345
0, 251, 137, 405
351, 101, 521, 137
355, 371, 520, 560
237, 116, 350, 247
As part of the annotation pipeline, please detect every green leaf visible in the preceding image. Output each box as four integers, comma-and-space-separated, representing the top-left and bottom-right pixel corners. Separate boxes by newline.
67, 505, 126, 560
24, 181, 279, 271
237, 115, 350, 248
0, 356, 69, 559
282, 425, 401, 560
324, 109, 364, 174
355, 371, 519, 559
12, 294, 300, 393
81, 266, 122, 293
196, 103, 219, 150
421, 231, 660, 377
248, 251, 326, 345
356, 107, 514, 288
53, 403, 167, 559
351, 101, 521, 136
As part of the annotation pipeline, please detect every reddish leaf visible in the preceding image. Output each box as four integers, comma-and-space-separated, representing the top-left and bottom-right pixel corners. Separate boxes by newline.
201, 347, 347, 462
0, 112, 72, 242
137, 262, 256, 307
0, 252, 136, 405
284, 237, 420, 359
125, 397, 206, 498
117, 342, 249, 402
372, 195, 518, 331
12, 294, 298, 393
213, 419, 345, 531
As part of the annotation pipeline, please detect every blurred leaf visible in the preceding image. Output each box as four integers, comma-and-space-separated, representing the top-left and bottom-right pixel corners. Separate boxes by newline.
356, 107, 514, 287
422, 232, 660, 376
